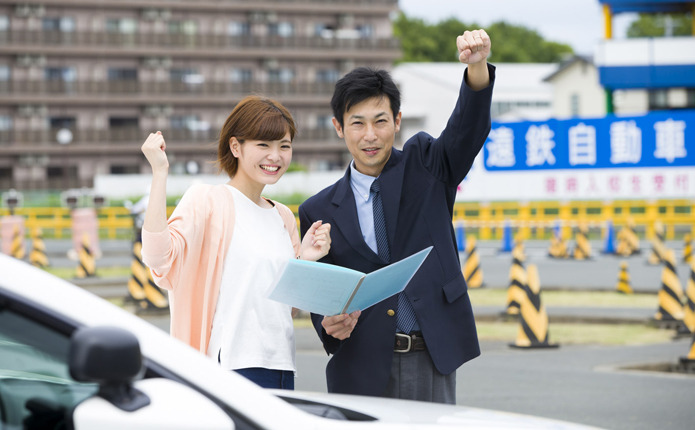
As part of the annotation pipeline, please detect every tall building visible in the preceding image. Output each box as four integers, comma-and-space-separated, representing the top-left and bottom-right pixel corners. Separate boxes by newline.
0, 0, 400, 190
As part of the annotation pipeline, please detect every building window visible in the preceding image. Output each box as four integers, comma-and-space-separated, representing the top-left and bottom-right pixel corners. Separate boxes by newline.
169, 20, 197, 35
227, 21, 250, 36
170, 68, 204, 84
356, 24, 374, 38
49, 117, 76, 130
268, 22, 293, 37
317, 115, 333, 129
268, 68, 295, 83
228, 68, 252, 83
109, 117, 139, 128
315, 23, 336, 38
42, 17, 75, 32
0, 65, 9, 81
170, 115, 208, 132
105, 18, 137, 34
107, 68, 137, 80
0, 167, 12, 182
570, 93, 580, 116
648, 89, 669, 110
47, 166, 77, 179
0, 15, 9, 31
110, 165, 140, 174
316, 69, 339, 83
170, 115, 198, 130
0, 115, 11, 130
45, 67, 76, 82
686, 88, 695, 108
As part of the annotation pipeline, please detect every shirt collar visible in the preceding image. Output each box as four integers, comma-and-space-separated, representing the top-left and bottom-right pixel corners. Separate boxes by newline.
349, 161, 376, 203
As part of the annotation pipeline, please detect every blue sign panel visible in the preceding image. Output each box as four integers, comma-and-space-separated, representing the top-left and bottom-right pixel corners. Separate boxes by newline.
483, 110, 695, 171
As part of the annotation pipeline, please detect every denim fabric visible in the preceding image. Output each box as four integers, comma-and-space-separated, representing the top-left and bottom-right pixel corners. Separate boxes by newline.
235, 367, 295, 390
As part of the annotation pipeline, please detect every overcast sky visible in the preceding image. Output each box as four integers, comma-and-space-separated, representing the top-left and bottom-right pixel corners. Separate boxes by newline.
399, 0, 638, 56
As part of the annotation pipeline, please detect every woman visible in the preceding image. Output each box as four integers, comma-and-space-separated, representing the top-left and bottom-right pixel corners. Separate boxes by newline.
140, 96, 331, 390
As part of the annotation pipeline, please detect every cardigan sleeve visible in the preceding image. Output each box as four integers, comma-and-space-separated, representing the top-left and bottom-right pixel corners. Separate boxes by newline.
141, 184, 210, 291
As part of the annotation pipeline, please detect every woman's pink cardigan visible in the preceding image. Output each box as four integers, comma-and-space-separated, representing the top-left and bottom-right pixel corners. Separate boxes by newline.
141, 183, 300, 354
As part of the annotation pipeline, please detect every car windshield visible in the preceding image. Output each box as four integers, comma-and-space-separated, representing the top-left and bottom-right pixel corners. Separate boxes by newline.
0, 307, 98, 430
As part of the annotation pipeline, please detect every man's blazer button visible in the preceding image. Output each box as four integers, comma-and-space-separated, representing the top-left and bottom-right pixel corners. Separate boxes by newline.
387, 309, 395, 317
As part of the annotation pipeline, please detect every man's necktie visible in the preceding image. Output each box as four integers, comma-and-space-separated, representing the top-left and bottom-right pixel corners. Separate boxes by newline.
370, 178, 418, 333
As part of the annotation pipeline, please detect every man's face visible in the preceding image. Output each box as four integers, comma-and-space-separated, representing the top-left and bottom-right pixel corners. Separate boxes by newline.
333, 96, 401, 177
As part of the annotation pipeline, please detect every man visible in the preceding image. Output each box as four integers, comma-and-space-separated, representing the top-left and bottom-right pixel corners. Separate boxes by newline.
298, 29, 494, 403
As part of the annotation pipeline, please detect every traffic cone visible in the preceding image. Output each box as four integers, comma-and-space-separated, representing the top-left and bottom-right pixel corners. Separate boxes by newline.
455, 222, 466, 252
75, 232, 96, 278
510, 264, 558, 349
602, 220, 616, 254
647, 221, 665, 265
499, 220, 513, 253
548, 225, 568, 259
462, 236, 483, 288
572, 223, 592, 260
616, 219, 640, 256
683, 259, 695, 333
128, 239, 148, 303
128, 237, 168, 310
683, 233, 692, 264
652, 249, 685, 326
616, 261, 633, 294
504, 241, 526, 316
29, 227, 49, 268
11, 223, 25, 260
678, 332, 695, 372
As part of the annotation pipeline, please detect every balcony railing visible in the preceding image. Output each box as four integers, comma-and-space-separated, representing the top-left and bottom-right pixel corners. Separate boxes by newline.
0, 79, 337, 97
0, 127, 341, 146
0, 30, 400, 51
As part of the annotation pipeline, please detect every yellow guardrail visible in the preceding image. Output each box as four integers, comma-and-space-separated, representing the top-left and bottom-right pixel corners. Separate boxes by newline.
1, 199, 693, 240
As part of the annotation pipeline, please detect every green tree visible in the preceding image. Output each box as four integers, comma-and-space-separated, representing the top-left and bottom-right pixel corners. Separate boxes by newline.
626, 13, 693, 37
393, 12, 573, 63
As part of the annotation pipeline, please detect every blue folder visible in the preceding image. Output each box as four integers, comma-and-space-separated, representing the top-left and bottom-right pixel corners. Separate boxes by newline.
268, 247, 432, 315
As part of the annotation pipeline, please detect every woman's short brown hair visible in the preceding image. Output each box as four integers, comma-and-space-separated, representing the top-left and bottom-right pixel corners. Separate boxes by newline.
217, 95, 297, 178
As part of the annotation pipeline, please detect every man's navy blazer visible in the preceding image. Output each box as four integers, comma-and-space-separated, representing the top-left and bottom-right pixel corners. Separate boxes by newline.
299, 64, 495, 397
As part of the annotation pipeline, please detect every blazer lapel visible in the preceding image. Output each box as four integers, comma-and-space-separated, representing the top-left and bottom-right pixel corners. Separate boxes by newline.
379, 149, 405, 258
331, 169, 383, 265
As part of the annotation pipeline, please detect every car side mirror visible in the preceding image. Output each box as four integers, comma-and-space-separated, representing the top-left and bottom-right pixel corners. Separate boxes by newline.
69, 326, 150, 412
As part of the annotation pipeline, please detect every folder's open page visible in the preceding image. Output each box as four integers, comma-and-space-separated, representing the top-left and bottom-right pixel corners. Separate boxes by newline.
268, 247, 432, 315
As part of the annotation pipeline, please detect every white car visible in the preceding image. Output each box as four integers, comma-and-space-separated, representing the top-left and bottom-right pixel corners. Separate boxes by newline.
0, 253, 603, 430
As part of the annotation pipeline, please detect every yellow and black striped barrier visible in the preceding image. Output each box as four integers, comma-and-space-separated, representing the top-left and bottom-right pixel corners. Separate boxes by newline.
75, 232, 96, 278
510, 264, 558, 349
647, 221, 666, 265
616, 221, 640, 256
29, 227, 49, 268
127, 240, 148, 303
548, 232, 569, 259
678, 332, 695, 372
462, 236, 483, 289
128, 238, 168, 311
616, 261, 633, 294
683, 259, 695, 334
653, 250, 685, 327
504, 241, 526, 316
11, 224, 25, 260
572, 224, 592, 260
683, 233, 692, 264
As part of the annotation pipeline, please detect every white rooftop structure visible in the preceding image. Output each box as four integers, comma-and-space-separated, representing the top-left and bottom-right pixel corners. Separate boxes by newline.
391, 62, 556, 141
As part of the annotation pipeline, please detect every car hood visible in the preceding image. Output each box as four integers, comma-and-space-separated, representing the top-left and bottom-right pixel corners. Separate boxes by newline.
273, 390, 604, 429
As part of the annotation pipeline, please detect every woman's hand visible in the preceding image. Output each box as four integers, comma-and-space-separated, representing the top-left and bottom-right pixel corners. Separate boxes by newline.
141, 131, 169, 174
299, 220, 331, 262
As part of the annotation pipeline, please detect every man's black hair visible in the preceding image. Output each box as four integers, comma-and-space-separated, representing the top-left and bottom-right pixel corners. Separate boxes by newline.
331, 67, 401, 128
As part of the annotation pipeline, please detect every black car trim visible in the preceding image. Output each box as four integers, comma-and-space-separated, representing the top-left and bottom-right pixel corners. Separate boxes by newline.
0, 285, 261, 430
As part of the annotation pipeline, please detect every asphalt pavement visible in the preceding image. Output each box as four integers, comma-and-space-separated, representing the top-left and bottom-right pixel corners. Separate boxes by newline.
37, 238, 695, 430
